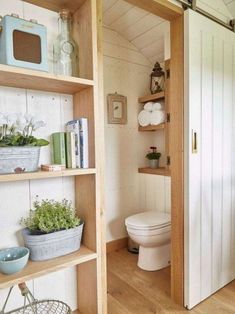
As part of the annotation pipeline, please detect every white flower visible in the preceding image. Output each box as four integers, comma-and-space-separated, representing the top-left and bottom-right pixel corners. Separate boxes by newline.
6, 113, 18, 126
24, 114, 34, 125
33, 120, 46, 130
15, 114, 25, 131
16, 114, 26, 125
0, 113, 7, 126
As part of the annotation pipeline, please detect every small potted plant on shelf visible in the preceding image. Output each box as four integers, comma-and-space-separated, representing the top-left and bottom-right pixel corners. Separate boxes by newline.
146, 146, 161, 169
0, 113, 49, 174
21, 198, 84, 261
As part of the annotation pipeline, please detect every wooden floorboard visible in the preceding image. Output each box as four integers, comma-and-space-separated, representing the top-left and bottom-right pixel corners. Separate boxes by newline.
107, 249, 235, 314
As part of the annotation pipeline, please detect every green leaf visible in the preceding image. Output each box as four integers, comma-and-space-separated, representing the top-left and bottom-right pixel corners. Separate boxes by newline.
36, 139, 49, 147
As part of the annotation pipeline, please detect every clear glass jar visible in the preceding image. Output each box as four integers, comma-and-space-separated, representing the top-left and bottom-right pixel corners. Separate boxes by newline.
53, 9, 78, 76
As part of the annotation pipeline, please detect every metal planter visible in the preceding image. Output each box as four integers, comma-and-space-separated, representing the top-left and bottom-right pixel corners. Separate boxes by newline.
0, 146, 40, 174
22, 223, 84, 261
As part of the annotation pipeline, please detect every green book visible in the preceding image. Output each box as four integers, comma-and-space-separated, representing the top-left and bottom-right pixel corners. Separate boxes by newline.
65, 132, 76, 169
51, 132, 66, 166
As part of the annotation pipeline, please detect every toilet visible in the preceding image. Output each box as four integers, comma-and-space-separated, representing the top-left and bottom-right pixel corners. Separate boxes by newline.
125, 211, 171, 271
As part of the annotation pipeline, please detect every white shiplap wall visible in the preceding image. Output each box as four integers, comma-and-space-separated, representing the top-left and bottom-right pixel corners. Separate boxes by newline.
104, 27, 171, 242
0, 1, 77, 311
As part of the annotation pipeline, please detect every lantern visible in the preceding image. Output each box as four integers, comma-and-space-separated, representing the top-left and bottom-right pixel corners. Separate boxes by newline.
150, 62, 165, 94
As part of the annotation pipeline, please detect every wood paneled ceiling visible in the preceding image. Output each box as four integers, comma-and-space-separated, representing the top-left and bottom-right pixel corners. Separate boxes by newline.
103, 0, 170, 64
224, 0, 235, 16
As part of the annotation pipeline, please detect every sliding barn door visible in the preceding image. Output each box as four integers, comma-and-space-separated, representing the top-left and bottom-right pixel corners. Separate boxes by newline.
184, 10, 235, 309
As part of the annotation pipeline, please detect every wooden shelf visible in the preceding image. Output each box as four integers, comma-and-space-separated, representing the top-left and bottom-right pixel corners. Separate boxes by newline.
0, 246, 97, 290
0, 168, 96, 182
0, 65, 94, 95
24, 0, 86, 13
138, 91, 165, 103
138, 167, 171, 176
138, 123, 165, 132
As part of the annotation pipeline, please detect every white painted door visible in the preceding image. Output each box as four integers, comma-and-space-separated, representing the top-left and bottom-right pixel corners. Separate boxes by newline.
184, 9, 235, 309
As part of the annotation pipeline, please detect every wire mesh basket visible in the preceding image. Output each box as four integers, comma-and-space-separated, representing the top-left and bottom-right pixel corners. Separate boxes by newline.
1, 283, 72, 314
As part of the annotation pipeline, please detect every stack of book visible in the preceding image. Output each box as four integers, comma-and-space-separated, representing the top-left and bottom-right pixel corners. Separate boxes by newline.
50, 118, 89, 170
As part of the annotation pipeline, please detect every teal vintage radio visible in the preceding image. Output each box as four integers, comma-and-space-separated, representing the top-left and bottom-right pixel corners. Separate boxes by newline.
0, 14, 48, 71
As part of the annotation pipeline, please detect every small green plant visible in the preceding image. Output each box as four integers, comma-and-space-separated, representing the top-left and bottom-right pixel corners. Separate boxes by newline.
146, 146, 161, 160
21, 198, 80, 234
0, 113, 49, 147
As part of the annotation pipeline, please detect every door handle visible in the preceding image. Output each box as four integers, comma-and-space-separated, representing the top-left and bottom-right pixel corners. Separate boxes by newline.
192, 130, 198, 154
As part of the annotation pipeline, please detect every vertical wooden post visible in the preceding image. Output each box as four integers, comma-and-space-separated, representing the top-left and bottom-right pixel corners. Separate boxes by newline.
170, 15, 184, 306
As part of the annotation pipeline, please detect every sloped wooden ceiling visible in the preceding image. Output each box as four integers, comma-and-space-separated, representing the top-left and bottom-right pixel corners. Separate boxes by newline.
103, 0, 170, 63
224, 0, 235, 16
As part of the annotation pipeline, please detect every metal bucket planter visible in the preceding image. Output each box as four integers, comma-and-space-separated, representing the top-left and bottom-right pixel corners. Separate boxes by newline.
0, 146, 40, 174
149, 159, 159, 169
22, 222, 84, 261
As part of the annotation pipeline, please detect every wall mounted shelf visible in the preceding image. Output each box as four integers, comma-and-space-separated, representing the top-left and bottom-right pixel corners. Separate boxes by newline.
138, 123, 165, 132
138, 167, 171, 177
138, 91, 165, 103
0, 246, 97, 290
0, 169, 96, 182
0, 65, 94, 95
24, 0, 87, 13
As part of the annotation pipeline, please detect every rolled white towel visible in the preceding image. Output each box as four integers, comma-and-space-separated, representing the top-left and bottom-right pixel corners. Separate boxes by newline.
138, 110, 151, 126
152, 102, 162, 111
150, 110, 165, 125
143, 102, 154, 112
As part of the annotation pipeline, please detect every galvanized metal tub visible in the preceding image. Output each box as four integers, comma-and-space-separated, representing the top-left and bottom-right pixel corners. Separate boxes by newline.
22, 222, 84, 261
0, 146, 40, 174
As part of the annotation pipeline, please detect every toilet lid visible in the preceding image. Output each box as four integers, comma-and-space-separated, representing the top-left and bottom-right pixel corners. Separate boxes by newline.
125, 211, 171, 229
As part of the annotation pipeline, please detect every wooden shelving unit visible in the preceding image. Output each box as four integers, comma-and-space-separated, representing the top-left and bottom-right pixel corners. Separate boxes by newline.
0, 0, 106, 313
138, 60, 171, 176
138, 123, 165, 132
138, 167, 171, 177
138, 91, 165, 103
0, 168, 96, 182
0, 246, 97, 289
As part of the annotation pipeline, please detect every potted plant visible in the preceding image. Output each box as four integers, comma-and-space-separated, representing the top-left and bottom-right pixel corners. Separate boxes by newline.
146, 146, 161, 169
21, 198, 84, 261
0, 113, 49, 174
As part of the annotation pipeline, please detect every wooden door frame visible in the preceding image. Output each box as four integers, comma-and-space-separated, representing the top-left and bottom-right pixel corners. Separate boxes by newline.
125, 0, 184, 306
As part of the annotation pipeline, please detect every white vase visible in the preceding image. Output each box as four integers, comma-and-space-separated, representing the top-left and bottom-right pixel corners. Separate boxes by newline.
149, 159, 159, 169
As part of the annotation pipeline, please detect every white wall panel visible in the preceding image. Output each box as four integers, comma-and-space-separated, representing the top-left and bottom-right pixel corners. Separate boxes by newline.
200, 32, 213, 300
211, 36, 224, 293
104, 26, 171, 242
221, 41, 233, 285
185, 10, 235, 309
140, 174, 171, 214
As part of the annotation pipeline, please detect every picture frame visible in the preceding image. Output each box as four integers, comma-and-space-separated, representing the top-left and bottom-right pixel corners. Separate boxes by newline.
107, 93, 127, 124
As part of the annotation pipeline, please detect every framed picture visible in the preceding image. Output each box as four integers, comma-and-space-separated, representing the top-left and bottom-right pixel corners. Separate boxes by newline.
107, 93, 127, 124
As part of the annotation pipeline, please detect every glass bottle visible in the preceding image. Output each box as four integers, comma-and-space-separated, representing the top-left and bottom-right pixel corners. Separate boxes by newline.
53, 9, 78, 77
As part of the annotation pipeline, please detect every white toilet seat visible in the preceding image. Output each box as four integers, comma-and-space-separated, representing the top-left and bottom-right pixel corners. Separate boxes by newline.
125, 210, 171, 230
